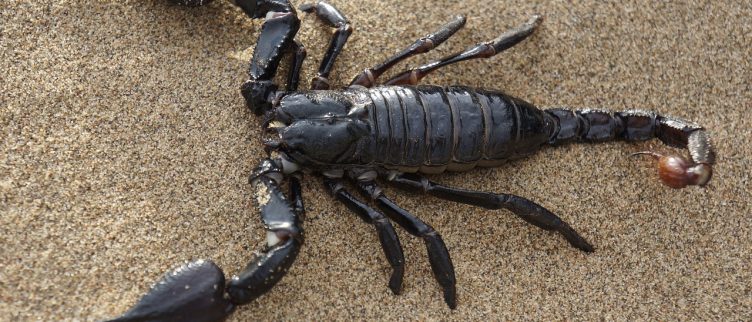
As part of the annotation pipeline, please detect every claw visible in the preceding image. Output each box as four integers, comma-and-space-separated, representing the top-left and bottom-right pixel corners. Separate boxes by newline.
630, 151, 712, 188
107, 259, 234, 322
226, 237, 301, 304
226, 158, 303, 304
110, 156, 304, 321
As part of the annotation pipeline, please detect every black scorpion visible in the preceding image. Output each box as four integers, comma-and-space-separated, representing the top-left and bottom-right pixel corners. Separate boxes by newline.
108, 1, 716, 321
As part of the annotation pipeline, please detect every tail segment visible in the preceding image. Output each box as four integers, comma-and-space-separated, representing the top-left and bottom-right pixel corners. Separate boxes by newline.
544, 108, 715, 188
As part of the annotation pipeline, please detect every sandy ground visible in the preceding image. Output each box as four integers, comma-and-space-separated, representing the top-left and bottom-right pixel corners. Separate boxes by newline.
2, 0, 751, 320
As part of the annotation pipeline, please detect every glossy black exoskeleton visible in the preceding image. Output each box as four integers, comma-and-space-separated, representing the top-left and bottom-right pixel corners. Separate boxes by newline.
110, 1, 715, 321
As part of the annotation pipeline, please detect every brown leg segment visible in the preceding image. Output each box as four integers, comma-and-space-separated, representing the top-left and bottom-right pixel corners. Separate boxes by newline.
349, 16, 467, 88
385, 15, 542, 86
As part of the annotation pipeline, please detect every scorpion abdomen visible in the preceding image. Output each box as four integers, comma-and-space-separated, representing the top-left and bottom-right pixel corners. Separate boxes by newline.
365, 85, 553, 173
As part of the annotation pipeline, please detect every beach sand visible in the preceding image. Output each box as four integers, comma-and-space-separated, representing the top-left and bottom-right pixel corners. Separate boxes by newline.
2, 1, 750, 320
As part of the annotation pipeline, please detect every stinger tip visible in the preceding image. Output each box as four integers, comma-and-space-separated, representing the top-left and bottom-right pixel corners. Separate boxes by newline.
630, 151, 712, 189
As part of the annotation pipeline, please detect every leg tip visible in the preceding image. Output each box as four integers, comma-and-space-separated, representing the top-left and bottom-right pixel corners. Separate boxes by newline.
388, 266, 404, 295
577, 240, 595, 253
559, 223, 595, 253
388, 283, 402, 295
529, 14, 544, 28
444, 286, 457, 309
452, 15, 467, 26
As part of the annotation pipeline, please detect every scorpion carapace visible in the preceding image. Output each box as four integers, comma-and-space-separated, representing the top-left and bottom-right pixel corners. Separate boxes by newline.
109, 1, 715, 321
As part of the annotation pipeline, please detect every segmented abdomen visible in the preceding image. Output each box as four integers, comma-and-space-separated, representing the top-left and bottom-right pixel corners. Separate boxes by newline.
366, 85, 553, 173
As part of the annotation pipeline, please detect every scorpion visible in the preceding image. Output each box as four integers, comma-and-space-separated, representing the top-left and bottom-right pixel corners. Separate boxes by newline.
109, 1, 715, 321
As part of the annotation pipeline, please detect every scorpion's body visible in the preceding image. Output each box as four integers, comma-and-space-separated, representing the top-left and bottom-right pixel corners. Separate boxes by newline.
275, 85, 552, 173
274, 85, 697, 177
109, 1, 716, 321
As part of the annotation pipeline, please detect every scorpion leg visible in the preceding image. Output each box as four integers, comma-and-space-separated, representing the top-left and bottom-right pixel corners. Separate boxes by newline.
299, 1, 352, 90
285, 40, 307, 91
356, 180, 457, 309
349, 16, 466, 88
385, 14, 542, 85
324, 178, 405, 294
108, 158, 304, 322
388, 173, 594, 253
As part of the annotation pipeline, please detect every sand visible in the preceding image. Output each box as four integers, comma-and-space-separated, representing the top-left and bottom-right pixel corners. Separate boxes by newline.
2, 0, 750, 320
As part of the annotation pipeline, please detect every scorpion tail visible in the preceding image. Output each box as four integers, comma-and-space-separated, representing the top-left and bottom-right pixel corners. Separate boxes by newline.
545, 108, 715, 189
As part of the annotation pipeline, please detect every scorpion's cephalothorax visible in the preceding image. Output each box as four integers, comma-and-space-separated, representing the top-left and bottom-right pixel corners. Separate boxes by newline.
266, 88, 373, 170
267, 85, 556, 173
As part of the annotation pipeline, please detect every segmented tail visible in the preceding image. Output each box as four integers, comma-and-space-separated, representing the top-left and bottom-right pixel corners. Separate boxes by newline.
545, 108, 715, 188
